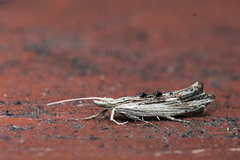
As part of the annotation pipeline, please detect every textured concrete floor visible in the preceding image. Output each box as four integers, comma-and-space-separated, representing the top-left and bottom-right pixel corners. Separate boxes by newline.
0, 0, 240, 159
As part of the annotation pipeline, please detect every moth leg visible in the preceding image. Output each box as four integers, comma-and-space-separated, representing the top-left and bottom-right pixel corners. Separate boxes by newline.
122, 113, 159, 128
156, 116, 160, 121
83, 109, 108, 120
163, 115, 190, 123
110, 108, 128, 125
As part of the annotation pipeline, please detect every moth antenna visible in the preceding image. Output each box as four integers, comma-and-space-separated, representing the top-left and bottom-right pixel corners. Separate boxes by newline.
77, 103, 94, 107
47, 97, 107, 106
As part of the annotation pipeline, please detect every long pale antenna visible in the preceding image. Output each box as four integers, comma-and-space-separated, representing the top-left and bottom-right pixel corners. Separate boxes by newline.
47, 97, 106, 106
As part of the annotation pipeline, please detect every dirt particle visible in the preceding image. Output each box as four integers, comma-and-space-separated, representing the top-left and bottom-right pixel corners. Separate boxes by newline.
182, 129, 193, 137
90, 136, 100, 140
6, 110, 14, 117
14, 101, 21, 105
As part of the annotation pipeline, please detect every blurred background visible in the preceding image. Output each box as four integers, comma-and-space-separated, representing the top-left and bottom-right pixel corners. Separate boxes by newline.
0, 0, 239, 159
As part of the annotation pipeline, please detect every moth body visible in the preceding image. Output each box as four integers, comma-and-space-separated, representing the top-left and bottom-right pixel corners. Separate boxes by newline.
47, 82, 215, 128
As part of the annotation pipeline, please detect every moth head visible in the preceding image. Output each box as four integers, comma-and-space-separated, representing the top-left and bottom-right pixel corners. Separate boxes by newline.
93, 99, 114, 108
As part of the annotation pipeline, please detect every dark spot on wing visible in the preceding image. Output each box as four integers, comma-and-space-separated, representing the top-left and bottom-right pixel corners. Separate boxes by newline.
153, 91, 162, 97
139, 92, 147, 98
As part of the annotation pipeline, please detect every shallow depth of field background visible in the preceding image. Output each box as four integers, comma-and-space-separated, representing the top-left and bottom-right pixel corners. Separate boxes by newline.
0, 1, 239, 159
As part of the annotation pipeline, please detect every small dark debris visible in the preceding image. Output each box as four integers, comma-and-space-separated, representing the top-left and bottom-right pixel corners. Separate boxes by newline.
100, 126, 109, 130
90, 136, 100, 140
14, 101, 21, 105
182, 129, 193, 137
6, 110, 14, 117
199, 130, 204, 134
229, 133, 240, 139
0, 101, 5, 104
164, 131, 171, 137
210, 134, 217, 137
162, 145, 169, 149
38, 106, 44, 109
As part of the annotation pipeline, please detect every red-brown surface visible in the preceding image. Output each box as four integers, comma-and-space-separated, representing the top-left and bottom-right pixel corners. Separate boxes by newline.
0, 0, 240, 159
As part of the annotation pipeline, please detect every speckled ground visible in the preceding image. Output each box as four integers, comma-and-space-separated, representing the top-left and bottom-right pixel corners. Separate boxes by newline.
0, 0, 240, 159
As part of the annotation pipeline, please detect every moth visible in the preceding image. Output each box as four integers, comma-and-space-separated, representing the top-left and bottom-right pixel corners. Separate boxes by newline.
47, 82, 215, 128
